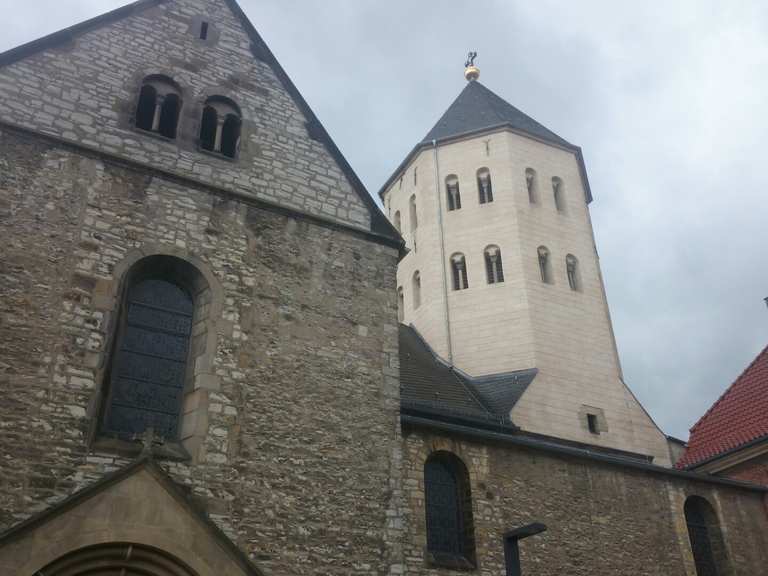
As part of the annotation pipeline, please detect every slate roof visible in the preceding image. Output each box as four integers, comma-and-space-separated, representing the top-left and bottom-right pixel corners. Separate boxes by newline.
398, 324, 535, 422
677, 344, 768, 469
421, 80, 572, 148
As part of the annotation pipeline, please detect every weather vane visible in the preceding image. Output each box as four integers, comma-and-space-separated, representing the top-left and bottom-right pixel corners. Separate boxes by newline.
464, 51, 480, 81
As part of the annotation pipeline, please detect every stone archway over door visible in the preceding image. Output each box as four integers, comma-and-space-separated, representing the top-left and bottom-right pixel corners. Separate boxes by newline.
35, 542, 199, 576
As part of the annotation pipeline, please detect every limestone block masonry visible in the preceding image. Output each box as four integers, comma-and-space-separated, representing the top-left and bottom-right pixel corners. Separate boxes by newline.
0, 125, 403, 575
383, 127, 672, 464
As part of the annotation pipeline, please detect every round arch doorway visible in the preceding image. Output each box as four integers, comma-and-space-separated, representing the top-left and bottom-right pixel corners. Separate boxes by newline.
35, 542, 199, 576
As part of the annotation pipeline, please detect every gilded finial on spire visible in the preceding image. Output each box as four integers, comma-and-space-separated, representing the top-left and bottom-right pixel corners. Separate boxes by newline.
464, 51, 480, 82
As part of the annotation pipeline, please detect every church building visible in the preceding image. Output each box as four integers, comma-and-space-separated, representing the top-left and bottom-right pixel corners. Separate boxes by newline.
0, 1, 766, 575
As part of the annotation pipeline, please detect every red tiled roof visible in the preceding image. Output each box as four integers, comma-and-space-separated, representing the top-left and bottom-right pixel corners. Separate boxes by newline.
677, 344, 768, 469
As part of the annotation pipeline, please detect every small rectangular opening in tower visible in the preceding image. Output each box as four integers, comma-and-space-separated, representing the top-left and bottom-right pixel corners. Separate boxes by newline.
200, 21, 209, 40
587, 414, 599, 434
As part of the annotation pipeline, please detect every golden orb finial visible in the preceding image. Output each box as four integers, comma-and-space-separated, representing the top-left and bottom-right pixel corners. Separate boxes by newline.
464, 51, 480, 82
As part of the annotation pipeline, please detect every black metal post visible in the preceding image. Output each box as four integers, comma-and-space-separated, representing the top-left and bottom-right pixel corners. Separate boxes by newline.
504, 523, 547, 576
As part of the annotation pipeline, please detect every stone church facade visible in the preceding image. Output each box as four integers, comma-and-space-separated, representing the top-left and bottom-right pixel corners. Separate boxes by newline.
0, 1, 766, 575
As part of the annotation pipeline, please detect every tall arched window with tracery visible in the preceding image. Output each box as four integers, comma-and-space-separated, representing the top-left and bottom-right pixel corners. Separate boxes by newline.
450, 253, 469, 291
484, 245, 504, 284
685, 496, 729, 576
199, 96, 242, 159
100, 256, 208, 442
446, 175, 461, 211
135, 75, 182, 139
477, 168, 493, 204
424, 452, 476, 568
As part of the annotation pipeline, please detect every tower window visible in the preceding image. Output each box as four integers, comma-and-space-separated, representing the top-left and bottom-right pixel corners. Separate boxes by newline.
484, 245, 504, 284
552, 177, 565, 212
394, 210, 401, 233
446, 175, 461, 211
199, 21, 209, 40
525, 168, 537, 204
412, 271, 421, 309
409, 194, 418, 232
134, 76, 182, 140
397, 287, 404, 323
199, 96, 242, 159
424, 452, 476, 567
477, 168, 493, 204
537, 246, 552, 284
587, 414, 599, 434
685, 496, 729, 576
414, 166, 418, 186
566, 254, 580, 291
450, 254, 469, 291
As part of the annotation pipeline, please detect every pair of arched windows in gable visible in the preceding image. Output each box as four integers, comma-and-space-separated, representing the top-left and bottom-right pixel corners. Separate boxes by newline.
525, 168, 566, 212
445, 168, 493, 211
450, 246, 504, 291
135, 76, 242, 159
537, 247, 580, 291
424, 452, 476, 568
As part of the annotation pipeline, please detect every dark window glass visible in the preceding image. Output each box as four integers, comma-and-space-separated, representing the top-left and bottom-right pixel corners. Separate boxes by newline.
102, 278, 193, 440
159, 94, 181, 139
135, 84, 157, 131
587, 414, 599, 434
200, 106, 217, 151
200, 21, 209, 40
685, 497, 726, 576
221, 114, 241, 158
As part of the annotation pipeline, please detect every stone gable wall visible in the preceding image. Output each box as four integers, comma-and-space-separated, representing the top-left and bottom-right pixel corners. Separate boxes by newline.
0, 126, 402, 575
401, 427, 768, 576
0, 0, 372, 229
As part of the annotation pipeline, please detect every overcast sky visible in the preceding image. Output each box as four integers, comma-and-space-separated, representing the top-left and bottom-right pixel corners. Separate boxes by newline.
3, 0, 768, 440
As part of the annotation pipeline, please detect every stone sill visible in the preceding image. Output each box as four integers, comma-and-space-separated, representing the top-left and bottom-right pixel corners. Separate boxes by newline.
426, 551, 476, 571
91, 436, 191, 462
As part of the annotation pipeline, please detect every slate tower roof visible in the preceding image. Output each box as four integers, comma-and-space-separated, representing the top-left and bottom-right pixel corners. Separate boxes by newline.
421, 80, 573, 148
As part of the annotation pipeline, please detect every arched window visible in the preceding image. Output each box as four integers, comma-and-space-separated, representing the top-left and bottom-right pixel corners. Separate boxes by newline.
477, 168, 493, 204
685, 496, 729, 576
199, 96, 242, 159
484, 245, 504, 284
100, 256, 207, 441
397, 287, 404, 323
394, 210, 401, 233
446, 175, 461, 211
566, 254, 580, 291
538, 246, 552, 284
525, 168, 537, 204
552, 177, 565, 212
409, 194, 418, 232
424, 452, 476, 567
450, 253, 468, 291
134, 76, 182, 139
412, 271, 421, 309
414, 166, 418, 186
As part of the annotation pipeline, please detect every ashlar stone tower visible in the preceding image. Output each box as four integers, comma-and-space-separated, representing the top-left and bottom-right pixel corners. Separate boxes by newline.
382, 63, 672, 464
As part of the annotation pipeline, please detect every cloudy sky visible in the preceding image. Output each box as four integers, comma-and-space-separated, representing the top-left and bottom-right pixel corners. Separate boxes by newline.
3, 0, 767, 440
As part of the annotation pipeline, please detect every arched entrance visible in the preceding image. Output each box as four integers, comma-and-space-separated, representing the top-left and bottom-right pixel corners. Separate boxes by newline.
35, 542, 199, 576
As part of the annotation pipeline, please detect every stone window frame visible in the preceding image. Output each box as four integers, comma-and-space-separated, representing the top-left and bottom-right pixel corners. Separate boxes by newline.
450, 253, 469, 291
476, 167, 493, 205
683, 495, 732, 576
87, 246, 225, 463
412, 270, 422, 309
133, 75, 184, 140
446, 175, 462, 211
552, 176, 566, 213
484, 245, 504, 285
189, 14, 222, 46
537, 246, 553, 285
566, 253, 581, 292
198, 95, 243, 161
579, 405, 607, 435
525, 167, 538, 204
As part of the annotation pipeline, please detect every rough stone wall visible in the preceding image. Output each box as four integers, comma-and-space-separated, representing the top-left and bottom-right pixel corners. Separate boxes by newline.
401, 426, 768, 576
0, 0, 371, 229
0, 126, 402, 575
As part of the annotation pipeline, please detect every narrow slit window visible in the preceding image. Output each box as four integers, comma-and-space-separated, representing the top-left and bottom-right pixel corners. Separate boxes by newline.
477, 168, 493, 204
451, 254, 469, 291
412, 271, 421, 309
200, 21, 209, 40
394, 211, 401, 233
484, 246, 504, 284
538, 246, 552, 284
552, 177, 565, 212
587, 414, 599, 434
397, 287, 404, 323
566, 254, 580, 291
525, 168, 537, 204
409, 194, 418, 232
446, 176, 461, 211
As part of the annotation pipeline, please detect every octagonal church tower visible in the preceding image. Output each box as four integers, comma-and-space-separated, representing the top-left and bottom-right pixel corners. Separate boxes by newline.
382, 63, 672, 465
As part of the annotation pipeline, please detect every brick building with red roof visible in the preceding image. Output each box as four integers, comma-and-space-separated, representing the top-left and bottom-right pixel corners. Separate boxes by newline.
677, 344, 768, 485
